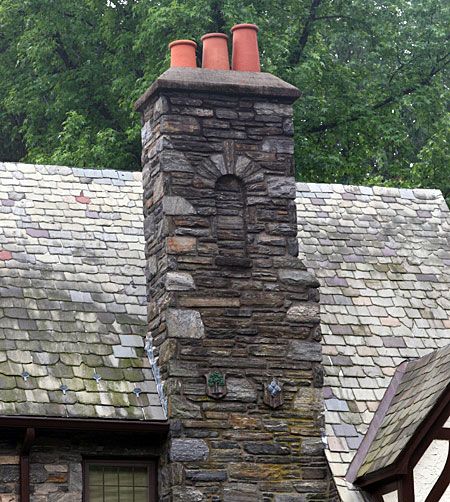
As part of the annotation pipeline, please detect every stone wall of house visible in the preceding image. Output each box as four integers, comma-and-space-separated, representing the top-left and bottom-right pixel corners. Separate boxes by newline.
0, 436, 19, 502
0, 431, 161, 501
138, 68, 331, 501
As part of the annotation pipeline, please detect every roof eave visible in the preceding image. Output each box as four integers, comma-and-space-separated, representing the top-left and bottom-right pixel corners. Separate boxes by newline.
0, 415, 169, 435
353, 381, 450, 489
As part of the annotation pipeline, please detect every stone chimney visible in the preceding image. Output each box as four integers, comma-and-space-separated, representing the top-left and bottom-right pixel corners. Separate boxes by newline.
135, 67, 330, 501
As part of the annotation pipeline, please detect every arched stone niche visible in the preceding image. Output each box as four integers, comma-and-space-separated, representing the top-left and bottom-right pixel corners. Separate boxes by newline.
214, 174, 251, 268
194, 140, 264, 268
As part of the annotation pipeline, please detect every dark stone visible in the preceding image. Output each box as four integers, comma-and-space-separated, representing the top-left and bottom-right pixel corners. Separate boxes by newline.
215, 256, 252, 268
313, 364, 324, 387
244, 443, 290, 455
186, 470, 228, 481
0, 465, 19, 483
169, 439, 209, 462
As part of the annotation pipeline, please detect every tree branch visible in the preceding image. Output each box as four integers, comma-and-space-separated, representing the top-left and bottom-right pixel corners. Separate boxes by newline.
210, 1, 226, 33
289, 0, 322, 66
305, 57, 450, 134
54, 33, 78, 70
314, 15, 357, 22
62, 11, 95, 29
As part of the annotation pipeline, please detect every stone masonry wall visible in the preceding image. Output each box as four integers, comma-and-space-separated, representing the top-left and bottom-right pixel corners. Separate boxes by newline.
139, 69, 331, 501
0, 431, 161, 502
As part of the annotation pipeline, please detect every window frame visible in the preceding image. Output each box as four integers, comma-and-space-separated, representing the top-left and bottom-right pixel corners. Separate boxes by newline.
82, 458, 158, 502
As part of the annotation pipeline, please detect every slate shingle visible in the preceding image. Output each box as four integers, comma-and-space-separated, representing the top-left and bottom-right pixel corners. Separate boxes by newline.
296, 182, 450, 500
0, 162, 165, 422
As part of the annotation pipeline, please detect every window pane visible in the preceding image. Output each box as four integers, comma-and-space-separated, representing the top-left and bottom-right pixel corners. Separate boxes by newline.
119, 468, 133, 486
104, 485, 119, 502
104, 466, 119, 486
89, 485, 104, 502
134, 467, 148, 487
119, 485, 134, 501
134, 487, 148, 502
89, 466, 104, 486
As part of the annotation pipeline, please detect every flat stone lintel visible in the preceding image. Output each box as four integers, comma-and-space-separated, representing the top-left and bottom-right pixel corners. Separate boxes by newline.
135, 68, 300, 111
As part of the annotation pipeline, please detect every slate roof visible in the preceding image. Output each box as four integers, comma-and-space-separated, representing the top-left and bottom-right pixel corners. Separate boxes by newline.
357, 343, 450, 478
296, 182, 450, 501
2, 162, 450, 489
0, 162, 165, 421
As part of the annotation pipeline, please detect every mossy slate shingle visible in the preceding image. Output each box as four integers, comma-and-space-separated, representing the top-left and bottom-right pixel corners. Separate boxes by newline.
0, 162, 164, 421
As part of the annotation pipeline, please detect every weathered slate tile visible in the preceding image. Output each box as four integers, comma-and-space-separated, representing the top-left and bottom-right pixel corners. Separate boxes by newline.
297, 181, 450, 499
0, 162, 164, 423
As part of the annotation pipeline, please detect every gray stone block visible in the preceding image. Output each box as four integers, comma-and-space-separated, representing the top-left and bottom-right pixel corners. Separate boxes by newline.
166, 272, 196, 291
254, 102, 292, 116
226, 378, 257, 402
262, 138, 294, 154
186, 470, 228, 482
274, 495, 306, 502
267, 176, 296, 199
112, 345, 136, 358
325, 398, 349, 412
163, 196, 196, 215
166, 309, 204, 339
170, 439, 209, 462
244, 442, 290, 455
171, 487, 205, 502
278, 269, 319, 288
287, 303, 320, 323
289, 340, 322, 362
332, 424, 358, 437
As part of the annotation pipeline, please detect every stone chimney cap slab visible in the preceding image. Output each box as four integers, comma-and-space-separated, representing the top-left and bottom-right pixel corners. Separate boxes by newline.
134, 67, 300, 111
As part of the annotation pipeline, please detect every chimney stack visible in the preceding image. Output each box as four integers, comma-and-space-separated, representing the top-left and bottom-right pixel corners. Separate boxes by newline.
135, 29, 329, 500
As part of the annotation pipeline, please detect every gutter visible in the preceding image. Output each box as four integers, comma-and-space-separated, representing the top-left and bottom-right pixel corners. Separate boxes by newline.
0, 415, 169, 434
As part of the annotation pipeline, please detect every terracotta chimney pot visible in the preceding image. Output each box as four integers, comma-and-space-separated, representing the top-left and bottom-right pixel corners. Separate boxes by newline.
169, 40, 197, 68
231, 23, 260, 72
201, 33, 230, 70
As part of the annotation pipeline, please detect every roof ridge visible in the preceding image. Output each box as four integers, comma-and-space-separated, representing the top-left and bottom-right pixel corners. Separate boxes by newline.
0, 161, 141, 181
295, 180, 444, 200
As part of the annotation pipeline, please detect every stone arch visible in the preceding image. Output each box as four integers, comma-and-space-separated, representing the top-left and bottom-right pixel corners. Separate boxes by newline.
195, 140, 263, 186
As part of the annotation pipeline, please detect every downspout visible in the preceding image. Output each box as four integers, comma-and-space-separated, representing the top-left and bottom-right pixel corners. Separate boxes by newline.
19, 427, 35, 502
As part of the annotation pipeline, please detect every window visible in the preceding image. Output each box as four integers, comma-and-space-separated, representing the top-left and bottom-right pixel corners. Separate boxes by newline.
84, 460, 156, 502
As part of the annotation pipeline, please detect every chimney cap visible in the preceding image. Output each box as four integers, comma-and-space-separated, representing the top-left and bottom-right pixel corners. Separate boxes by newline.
201, 33, 228, 42
168, 40, 197, 49
231, 23, 259, 32
134, 67, 300, 112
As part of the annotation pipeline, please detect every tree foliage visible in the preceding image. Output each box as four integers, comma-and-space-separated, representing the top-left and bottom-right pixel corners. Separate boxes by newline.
0, 0, 448, 199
